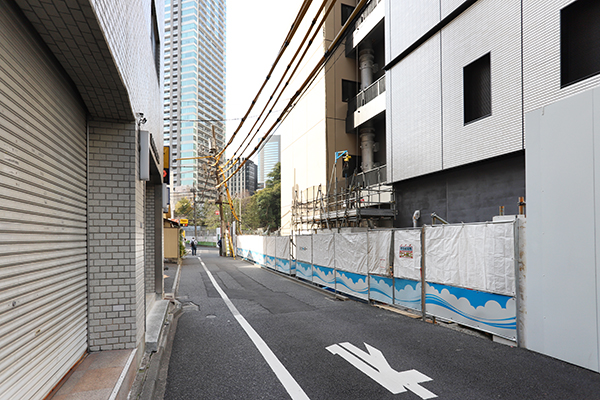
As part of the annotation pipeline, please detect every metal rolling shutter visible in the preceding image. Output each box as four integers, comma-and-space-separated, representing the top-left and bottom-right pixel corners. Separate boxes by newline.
0, 2, 88, 399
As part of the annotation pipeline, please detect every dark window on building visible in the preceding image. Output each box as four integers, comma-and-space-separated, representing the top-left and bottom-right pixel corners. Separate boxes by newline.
342, 79, 359, 102
561, 0, 600, 87
341, 4, 355, 26
464, 53, 491, 124
151, 1, 160, 80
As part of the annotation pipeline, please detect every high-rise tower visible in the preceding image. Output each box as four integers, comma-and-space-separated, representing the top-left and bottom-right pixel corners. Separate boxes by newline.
258, 135, 281, 186
164, 0, 226, 203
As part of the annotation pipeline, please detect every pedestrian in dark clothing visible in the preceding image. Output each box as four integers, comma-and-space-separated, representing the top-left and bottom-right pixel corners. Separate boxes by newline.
191, 239, 197, 255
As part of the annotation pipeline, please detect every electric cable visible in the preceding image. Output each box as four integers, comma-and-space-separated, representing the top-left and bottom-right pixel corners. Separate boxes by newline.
217, 0, 369, 187
222, 0, 332, 172
214, 0, 315, 163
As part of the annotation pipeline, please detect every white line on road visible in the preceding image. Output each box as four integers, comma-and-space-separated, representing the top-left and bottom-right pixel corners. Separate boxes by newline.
199, 257, 311, 400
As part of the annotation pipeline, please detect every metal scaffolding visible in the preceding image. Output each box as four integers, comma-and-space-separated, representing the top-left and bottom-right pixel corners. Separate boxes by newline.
291, 165, 395, 232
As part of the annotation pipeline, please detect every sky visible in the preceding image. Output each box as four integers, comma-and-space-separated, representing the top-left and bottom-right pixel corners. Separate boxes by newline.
225, 0, 304, 161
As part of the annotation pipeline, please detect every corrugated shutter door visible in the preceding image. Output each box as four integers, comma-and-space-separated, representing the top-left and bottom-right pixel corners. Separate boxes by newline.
0, 3, 88, 400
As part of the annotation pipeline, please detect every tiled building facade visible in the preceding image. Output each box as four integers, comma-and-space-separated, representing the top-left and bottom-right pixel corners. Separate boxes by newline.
0, 0, 165, 398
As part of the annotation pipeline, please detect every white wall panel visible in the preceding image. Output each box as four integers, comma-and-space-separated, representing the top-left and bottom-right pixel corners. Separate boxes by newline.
523, 0, 600, 113
441, 0, 469, 19
387, 35, 442, 182
386, 0, 440, 64
525, 88, 600, 372
441, 0, 522, 169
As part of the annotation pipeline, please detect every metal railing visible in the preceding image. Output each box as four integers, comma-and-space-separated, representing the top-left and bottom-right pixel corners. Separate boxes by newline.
347, 75, 386, 115
355, 0, 382, 30
291, 164, 394, 232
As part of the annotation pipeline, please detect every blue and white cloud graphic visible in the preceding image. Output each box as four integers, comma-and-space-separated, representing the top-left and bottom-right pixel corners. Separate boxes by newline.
336, 271, 368, 300
313, 265, 335, 288
394, 279, 422, 311
296, 262, 312, 281
369, 276, 393, 304
426, 282, 516, 339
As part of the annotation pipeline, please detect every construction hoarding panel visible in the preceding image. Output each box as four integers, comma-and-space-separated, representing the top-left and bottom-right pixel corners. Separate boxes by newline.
368, 230, 392, 276
393, 229, 422, 281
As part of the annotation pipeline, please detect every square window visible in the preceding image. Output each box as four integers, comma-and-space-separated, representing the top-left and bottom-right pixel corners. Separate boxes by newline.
561, 0, 600, 87
341, 4, 355, 26
463, 53, 491, 124
341, 79, 359, 102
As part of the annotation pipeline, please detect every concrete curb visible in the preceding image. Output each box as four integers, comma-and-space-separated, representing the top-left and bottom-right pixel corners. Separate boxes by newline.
128, 262, 184, 399
128, 301, 182, 400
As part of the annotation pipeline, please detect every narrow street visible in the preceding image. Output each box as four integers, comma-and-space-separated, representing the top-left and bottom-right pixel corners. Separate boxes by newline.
163, 249, 600, 400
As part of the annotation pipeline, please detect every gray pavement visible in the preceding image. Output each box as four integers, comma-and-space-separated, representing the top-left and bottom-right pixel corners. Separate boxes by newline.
163, 249, 600, 399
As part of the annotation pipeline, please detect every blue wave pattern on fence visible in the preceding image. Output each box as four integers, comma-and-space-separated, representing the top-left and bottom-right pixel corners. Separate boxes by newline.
296, 262, 312, 281
369, 275, 394, 304
426, 282, 516, 338
276, 258, 291, 274
336, 271, 369, 300
313, 265, 335, 288
394, 278, 422, 311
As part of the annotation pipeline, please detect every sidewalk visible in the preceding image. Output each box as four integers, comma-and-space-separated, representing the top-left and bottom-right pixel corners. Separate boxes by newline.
48, 349, 137, 400
48, 261, 180, 400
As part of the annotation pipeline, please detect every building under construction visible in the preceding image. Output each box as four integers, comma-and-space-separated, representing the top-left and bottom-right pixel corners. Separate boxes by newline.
292, 165, 395, 232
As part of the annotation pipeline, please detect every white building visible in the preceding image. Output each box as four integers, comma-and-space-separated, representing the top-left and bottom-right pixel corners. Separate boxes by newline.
282, 0, 600, 372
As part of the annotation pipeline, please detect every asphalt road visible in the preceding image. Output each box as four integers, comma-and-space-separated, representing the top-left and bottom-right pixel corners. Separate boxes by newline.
164, 248, 600, 400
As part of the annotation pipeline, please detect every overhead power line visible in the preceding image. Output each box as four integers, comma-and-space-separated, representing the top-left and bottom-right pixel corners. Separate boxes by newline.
214, 0, 315, 164
222, 0, 334, 174
217, 0, 369, 188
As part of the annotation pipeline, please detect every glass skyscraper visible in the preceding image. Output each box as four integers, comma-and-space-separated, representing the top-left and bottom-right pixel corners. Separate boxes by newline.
258, 135, 281, 185
163, 0, 226, 201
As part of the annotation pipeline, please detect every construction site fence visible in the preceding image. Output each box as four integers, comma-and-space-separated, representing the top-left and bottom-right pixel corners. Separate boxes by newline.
235, 217, 524, 343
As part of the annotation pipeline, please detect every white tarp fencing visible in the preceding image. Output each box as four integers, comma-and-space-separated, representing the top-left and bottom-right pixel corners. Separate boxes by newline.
236, 222, 515, 297
276, 236, 290, 259
393, 229, 422, 281
368, 230, 392, 276
296, 235, 312, 263
335, 233, 368, 274
266, 237, 276, 258
312, 234, 335, 268
425, 222, 515, 296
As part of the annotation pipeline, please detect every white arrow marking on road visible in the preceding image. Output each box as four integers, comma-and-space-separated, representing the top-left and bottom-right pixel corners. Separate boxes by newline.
326, 342, 437, 399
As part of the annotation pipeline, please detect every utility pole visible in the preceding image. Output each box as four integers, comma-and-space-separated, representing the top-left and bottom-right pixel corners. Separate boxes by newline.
211, 125, 225, 257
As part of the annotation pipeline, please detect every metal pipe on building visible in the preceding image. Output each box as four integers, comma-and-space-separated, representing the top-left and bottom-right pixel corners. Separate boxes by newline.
359, 43, 375, 90
360, 126, 376, 172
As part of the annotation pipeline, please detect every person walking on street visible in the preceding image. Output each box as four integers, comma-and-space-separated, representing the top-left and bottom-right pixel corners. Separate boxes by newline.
190, 238, 197, 255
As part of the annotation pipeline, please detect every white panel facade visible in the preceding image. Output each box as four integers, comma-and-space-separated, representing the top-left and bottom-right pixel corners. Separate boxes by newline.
93, 0, 164, 139
385, 0, 439, 64
525, 88, 600, 372
523, 0, 600, 113
441, 0, 469, 19
387, 34, 442, 182
441, 0, 522, 168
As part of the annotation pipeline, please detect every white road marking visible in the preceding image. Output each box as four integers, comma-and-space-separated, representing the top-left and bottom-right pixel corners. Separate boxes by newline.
326, 342, 437, 399
199, 257, 310, 400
